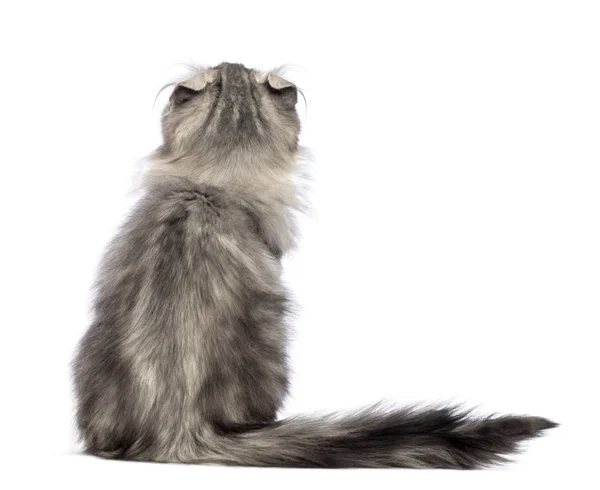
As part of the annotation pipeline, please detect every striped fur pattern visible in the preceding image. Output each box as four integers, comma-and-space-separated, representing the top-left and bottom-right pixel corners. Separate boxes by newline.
72, 62, 556, 467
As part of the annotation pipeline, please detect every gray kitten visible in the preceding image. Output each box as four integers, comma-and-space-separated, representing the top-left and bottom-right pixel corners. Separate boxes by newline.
72, 62, 556, 468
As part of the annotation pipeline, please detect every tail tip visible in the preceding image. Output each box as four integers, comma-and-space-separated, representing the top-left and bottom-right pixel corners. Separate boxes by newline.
530, 416, 559, 432
483, 415, 559, 439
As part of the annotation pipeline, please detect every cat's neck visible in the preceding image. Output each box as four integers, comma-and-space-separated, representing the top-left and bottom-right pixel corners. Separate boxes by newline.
144, 150, 300, 210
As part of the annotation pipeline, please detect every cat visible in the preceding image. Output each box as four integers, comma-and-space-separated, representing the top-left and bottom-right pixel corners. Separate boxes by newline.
72, 62, 556, 468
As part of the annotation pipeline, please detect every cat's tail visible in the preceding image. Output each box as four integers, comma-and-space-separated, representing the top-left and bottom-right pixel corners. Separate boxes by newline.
198, 404, 557, 468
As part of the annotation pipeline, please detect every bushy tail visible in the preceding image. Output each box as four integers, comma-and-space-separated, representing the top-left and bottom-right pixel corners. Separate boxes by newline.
201, 405, 557, 468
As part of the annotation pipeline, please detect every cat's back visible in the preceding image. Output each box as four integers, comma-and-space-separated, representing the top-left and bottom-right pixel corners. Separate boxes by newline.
73, 177, 283, 457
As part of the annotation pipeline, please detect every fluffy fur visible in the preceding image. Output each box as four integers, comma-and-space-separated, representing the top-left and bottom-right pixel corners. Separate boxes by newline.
72, 62, 556, 467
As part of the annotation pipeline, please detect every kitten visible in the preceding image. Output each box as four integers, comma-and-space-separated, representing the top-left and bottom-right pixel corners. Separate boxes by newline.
72, 62, 556, 467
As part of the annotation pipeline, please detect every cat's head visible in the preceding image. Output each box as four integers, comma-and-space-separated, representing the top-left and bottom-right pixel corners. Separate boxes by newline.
159, 62, 300, 167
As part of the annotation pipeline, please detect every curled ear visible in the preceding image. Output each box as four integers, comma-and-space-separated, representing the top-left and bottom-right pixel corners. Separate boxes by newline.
170, 85, 201, 105
266, 74, 298, 108
170, 70, 218, 105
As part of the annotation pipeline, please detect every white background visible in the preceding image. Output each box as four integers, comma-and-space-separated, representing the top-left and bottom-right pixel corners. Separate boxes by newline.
1, 1, 598, 488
